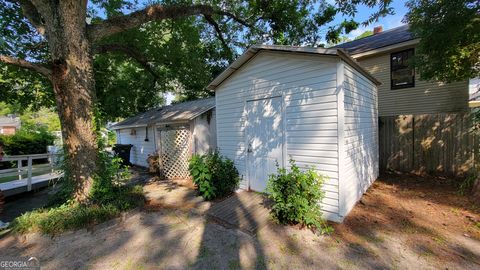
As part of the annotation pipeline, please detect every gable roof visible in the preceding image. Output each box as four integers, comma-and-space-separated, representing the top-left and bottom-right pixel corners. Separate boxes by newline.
111, 97, 215, 130
333, 24, 415, 55
207, 44, 380, 90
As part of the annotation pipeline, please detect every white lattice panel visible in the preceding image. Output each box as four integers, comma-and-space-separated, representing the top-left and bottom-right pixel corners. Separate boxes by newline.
160, 128, 191, 179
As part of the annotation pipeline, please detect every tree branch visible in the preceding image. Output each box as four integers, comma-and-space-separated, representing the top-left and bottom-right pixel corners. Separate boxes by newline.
0, 54, 51, 78
18, 0, 46, 35
203, 15, 229, 50
94, 44, 159, 80
88, 4, 253, 42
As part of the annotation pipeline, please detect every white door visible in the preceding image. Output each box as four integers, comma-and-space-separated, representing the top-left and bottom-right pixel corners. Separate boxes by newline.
246, 96, 284, 191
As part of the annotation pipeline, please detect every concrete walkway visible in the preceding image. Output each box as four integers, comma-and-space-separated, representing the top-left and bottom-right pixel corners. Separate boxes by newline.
143, 180, 271, 234
207, 191, 271, 235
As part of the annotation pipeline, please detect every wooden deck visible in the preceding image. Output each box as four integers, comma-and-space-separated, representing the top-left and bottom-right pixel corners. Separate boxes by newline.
0, 172, 63, 197
207, 191, 271, 235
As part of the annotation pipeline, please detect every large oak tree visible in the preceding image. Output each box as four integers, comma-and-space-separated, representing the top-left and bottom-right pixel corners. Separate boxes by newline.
0, 0, 392, 202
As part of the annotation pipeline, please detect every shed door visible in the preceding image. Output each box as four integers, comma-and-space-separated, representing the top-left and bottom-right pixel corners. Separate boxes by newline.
246, 97, 284, 191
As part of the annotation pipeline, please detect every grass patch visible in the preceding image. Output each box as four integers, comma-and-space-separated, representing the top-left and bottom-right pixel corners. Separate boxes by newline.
10, 185, 144, 234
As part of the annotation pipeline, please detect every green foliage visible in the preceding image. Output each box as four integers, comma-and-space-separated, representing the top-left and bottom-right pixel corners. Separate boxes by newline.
267, 159, 332, 234
189, 151, 240, 200
355, 30, 373, 40
0, 125, 54, 156
458, 174, 478, 196
405, 0, 480, 82
1, 0, 396, 121
12, 152, 144, 234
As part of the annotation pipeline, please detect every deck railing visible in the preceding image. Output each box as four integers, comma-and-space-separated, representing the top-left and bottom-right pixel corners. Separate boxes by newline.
0, 153, 62, 192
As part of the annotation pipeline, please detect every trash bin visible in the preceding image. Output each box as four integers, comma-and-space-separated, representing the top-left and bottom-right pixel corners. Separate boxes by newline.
113, 144, 133, 166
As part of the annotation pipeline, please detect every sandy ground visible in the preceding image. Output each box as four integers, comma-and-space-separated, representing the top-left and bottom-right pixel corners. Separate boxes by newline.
0, 173, 479, 269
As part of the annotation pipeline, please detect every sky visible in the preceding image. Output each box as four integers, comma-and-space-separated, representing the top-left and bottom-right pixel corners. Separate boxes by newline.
331, 0, 409, 40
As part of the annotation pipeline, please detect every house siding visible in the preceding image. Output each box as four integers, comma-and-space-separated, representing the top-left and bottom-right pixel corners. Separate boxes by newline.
356, 50, 469, 116
116, 126, 156, 167
339, 63, 379, 218
215, 52, 341, 220
192, 109, 217, 154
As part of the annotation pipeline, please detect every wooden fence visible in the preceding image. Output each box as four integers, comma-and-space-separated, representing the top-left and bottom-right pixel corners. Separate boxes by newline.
379, 113, 479, 177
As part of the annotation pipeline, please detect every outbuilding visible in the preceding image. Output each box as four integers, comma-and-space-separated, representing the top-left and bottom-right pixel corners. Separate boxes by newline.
208, 45, 380, 222
111, 98, 216, 179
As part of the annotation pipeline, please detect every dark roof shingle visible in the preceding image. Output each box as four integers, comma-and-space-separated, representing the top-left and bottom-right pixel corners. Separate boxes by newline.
111, 97, 215, 129
333, 25, 414, 55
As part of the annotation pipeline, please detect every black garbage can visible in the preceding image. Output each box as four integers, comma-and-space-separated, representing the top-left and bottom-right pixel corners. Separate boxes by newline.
113, 144, 133, 166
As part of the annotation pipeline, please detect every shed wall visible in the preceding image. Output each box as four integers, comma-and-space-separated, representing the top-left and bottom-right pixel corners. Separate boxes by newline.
215, 52, 341, 220
116, 126, 156, 167
340, 63, 379, 218
192, 109, 217, 154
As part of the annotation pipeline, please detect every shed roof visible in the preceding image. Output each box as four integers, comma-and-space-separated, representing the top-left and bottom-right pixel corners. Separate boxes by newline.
111, 97, 215, 130
0, 116, 21, 128
333, 25, 415, 55
207, 44, 380, 91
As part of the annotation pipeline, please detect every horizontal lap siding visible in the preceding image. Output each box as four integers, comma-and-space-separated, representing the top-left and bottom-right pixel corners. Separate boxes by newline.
357, 52, 468, 116
215, 52, 340, 218
341, 64, 379, 217
117, 127, 156, 167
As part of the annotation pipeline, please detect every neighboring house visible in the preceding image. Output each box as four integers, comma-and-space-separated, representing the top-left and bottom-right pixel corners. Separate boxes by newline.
334, 25, 470, 116
335, 25, 476, 177
208, 45, 380, 222
111, 98, 216, 179
0, 115, 21, 135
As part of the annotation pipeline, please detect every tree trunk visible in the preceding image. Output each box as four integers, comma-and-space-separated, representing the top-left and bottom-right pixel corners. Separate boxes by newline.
42, 0, 99, 202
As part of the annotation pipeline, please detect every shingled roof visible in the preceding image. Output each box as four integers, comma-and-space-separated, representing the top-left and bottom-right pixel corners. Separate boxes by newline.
111, 97, 215, 130
333, 25, 415, 55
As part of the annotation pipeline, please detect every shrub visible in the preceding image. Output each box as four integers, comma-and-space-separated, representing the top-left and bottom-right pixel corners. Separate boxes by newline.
0, 125, 55, 156
266, 159, 332, 234
11, 151, 144, 234
189, 151, 240, 200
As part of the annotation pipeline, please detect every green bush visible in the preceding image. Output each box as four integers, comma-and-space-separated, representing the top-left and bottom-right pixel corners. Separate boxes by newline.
11, 151, 144, 234
189, 151, 240, 200
267, 159, 332, 234
0, 125, 55, 156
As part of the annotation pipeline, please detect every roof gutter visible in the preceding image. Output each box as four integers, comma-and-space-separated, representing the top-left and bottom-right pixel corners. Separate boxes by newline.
207, 45, 381, 90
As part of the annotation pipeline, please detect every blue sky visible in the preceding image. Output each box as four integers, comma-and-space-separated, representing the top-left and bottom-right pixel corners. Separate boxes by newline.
330, 0, 409, 40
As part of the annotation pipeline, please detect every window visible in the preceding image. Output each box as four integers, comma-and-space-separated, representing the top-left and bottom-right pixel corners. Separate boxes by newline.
391, 49, 415, 89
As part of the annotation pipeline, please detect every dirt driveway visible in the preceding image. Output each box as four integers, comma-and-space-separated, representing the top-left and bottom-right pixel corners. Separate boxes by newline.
0, 173, 479, 269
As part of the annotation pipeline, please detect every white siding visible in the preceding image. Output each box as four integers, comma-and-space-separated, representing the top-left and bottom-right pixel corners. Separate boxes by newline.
116, 126, 156, 167
215, 52, 342, 221
339, 63, 379, 218
357, 51, 469, 116
192, 109, 217, 154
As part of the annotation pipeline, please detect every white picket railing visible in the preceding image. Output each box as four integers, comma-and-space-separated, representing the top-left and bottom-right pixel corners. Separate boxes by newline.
0, 153, 61, 192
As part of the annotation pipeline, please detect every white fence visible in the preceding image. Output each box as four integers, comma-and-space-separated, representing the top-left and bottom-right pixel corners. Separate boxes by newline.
0, 153, 62, 193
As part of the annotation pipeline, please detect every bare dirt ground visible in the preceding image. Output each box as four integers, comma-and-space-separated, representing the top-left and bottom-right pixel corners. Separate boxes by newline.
0, 173, 479, 269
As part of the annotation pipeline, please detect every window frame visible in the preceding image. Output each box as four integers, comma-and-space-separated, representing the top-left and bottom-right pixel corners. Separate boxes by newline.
390, 48, 415, 90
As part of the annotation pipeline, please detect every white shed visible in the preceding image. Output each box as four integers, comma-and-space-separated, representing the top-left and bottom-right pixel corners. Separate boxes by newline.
111, 98, 216, 179
208, 45, 380, 222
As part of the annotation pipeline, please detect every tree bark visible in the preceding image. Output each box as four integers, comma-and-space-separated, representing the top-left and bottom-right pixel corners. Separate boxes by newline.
37, 0, 98, 202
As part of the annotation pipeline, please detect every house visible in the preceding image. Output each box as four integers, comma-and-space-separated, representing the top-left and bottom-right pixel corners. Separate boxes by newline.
334, 25, 470, 115
335, 25, 476, 176
0, 115, 21, 135
111, 98, 216, 179
208, 45, 380, 222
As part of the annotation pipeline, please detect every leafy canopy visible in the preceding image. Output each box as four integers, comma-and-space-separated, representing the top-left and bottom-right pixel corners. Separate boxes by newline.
405, 0, 480, 82
1, 0, 394, 121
